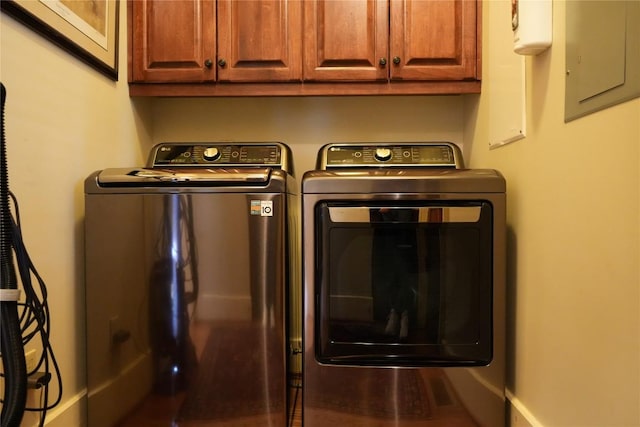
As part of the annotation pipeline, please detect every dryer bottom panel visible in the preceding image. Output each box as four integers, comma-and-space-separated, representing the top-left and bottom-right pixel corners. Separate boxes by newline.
303, 362, 504, 427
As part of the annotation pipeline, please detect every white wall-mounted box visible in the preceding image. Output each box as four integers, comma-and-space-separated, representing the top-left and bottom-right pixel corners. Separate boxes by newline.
513, 0, 553, 55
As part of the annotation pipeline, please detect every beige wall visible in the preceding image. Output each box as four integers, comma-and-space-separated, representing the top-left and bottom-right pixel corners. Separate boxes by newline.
1, 0, 639, 426
150, 95, 466, 177
0, 5, 152, 426
465, 1, 640, 426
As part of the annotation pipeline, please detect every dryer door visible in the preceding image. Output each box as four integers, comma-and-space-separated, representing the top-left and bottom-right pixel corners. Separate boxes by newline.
315, 200, 493, 366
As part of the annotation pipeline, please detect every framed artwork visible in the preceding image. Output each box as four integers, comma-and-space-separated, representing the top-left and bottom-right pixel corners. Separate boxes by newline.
1, 0, 119, 80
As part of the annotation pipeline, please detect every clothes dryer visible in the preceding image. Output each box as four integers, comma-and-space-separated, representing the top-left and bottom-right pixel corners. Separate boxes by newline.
302, 142, 506, 427
85, 142, 296, 427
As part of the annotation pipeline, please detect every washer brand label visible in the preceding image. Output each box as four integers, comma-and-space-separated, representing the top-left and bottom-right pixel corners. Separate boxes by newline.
250, 200, 273, 217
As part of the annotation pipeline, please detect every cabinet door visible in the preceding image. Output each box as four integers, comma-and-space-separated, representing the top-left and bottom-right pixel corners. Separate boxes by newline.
131, 0, 216, 83
389, 0, 478, 80
303, 0, 388, 81
217, 0, 302, 82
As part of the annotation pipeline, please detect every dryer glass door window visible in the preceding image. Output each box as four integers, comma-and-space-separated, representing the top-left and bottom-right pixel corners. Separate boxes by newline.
315, 201, 493, 366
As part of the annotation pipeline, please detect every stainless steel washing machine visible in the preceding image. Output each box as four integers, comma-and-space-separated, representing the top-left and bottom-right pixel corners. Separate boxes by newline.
302, 142, 506, 427
84, 142, 296, 427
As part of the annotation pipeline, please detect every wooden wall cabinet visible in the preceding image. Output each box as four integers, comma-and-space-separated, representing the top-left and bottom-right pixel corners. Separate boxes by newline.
217, 0, 301, 82
303, 0, 388, 81
304, 0, 478, 82
128, 0, 481, 96
131, 0, 216, 83
130, 0, 299, 83
390, 0, 478, 81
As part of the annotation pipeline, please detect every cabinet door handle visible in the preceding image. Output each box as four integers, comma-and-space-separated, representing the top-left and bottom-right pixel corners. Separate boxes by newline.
379, 58, 387, 67
218, 59, 227, 68
204, 59, 213, 68
393, 56, 401, 65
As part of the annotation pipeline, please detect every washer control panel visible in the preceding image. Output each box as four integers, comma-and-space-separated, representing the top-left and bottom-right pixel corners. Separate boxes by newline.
148, 143, 290, 171
319, 142, 463, 169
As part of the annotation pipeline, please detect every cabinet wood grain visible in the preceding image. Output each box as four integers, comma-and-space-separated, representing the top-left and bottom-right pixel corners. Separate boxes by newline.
217, 0, 302, 81
128, 0, 482, 95
303, 0, 388, 81
131, 0, 216, 83
390, 0, 478, 80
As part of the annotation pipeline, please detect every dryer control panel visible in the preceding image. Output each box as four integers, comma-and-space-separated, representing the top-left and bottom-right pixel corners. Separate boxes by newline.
318, 142, 464, 169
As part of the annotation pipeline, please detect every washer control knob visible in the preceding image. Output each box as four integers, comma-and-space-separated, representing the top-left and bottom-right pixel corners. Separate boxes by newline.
203, 147, 221, 161
374, 147, 392, 162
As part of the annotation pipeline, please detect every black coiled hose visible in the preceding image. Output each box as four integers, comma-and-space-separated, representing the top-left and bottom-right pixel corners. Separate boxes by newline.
1, 82, 27, 427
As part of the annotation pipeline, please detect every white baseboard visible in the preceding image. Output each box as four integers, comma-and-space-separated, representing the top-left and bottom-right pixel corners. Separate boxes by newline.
24, 388, 86, 427
507, 389, 544, 427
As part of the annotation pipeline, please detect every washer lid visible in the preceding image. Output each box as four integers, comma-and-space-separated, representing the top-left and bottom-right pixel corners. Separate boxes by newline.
96, 167, 272, 186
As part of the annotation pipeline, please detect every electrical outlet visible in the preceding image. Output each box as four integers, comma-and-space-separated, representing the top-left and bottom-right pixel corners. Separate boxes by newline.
25, 349, 37, 373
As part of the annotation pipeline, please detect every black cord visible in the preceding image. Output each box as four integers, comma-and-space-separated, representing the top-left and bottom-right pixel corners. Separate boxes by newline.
4, 191, 63, 425
1, 81, 60, 427
1, 81, 27, 427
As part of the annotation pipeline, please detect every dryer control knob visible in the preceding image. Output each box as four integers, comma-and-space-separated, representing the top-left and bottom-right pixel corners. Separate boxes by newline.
374, 148, 392, 162
203, 147, 221, 161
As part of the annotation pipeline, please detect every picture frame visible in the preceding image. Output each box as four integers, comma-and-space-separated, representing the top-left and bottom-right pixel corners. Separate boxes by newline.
1, 0, 119, 80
